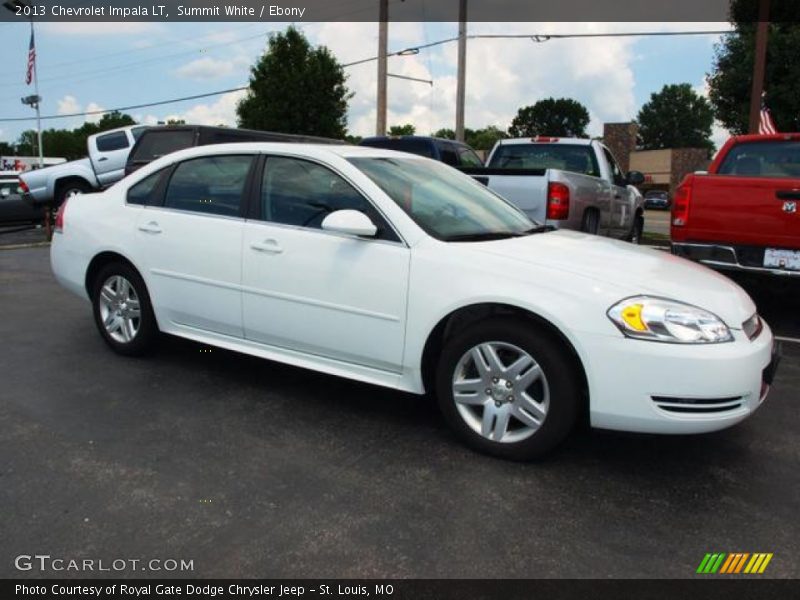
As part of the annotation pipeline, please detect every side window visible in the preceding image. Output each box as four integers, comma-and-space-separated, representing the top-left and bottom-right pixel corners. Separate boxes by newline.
603, 147, 626, 186
131, 126, 147, 141
126, 169, 165, 206
163, 155, 253, 217
438, 142, 459, 166
96, 131, 130, 152
457, 146, 483, 167
261, 156, 398, 241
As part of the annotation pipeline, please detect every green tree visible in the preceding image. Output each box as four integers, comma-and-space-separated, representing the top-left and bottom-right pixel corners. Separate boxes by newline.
0, 141, 15, 155
387, 124, 416, 136
637, 83, 714, 150
237, 26, 351, 139
466, 126, 507, 151
508, 98, 590, 138
433, 128, 455, 139
708, 0, 800, 134
344, 134, 363, 145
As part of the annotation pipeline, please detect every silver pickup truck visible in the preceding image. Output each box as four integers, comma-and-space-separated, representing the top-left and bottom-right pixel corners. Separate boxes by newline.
462, 137, 646, 242
20, 124, 147, 207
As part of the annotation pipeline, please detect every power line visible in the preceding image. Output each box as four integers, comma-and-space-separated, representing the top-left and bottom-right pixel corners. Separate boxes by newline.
0, 28, 734, 123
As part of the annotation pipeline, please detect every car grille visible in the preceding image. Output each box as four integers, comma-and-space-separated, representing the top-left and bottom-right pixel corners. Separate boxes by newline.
651, 396, 744, 414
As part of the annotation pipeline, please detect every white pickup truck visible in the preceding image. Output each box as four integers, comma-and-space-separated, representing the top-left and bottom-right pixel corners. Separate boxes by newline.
461, 137, 646, 242
20, 124, 147, 207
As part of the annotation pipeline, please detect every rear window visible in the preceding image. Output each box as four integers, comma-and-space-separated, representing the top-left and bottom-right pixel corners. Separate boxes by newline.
359, 139, 435, 158
130, 130, 196, 164
717, 141, 800, 178
488, 143, 600, 177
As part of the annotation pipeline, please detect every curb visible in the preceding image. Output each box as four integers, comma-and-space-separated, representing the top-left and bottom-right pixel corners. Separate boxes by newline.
0, 241, 50, 251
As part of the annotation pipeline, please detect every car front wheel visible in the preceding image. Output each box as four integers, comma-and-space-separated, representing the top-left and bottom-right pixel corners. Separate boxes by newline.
435, 317, 581, 460
91, 262, 158, 356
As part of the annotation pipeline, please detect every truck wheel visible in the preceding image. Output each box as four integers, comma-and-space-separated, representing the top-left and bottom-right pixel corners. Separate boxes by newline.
435, 317, 581, 460
56, 180, 92, 207
581, 209, 599, 235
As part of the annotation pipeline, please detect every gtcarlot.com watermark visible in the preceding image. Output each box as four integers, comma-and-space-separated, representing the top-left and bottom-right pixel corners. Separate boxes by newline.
14, 554, 194, 573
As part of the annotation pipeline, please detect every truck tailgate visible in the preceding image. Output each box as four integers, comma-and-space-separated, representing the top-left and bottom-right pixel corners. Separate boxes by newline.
687, 174, 799, 248
458, 167, 548, 221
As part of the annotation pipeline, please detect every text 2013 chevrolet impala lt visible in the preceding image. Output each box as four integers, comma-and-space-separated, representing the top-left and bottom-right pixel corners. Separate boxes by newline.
50, 144, 780, 459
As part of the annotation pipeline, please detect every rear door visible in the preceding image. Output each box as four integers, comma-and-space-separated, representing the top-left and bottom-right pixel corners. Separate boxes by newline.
134, 153, 255, 337
690, 139, 800, 249
92, 130, 134, 185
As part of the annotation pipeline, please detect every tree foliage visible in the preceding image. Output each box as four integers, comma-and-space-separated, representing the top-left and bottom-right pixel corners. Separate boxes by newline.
637, 84, 714, 150
237, 26, 351, 139
507, 98, 590, 138
388, 124, 416, 136
433, 126, 507, 151
708, 0, 800, 134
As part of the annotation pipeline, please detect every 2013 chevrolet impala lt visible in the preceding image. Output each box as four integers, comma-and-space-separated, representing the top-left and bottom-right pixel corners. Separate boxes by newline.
50, 143, 780, 459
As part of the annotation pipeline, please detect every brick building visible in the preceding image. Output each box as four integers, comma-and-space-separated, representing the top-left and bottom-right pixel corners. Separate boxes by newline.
602, 123, 711, 194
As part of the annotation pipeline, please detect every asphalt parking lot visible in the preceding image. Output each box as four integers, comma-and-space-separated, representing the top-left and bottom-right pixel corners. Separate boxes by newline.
1, 246, 798, 579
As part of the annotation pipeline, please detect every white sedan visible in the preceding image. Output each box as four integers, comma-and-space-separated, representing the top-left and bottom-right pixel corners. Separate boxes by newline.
50, 143, 779, 459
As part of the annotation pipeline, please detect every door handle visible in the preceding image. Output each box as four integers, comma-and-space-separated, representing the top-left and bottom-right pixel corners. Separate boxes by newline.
138, 221, 162, 234
250, 239, 283, 254
97, 157, 108, 162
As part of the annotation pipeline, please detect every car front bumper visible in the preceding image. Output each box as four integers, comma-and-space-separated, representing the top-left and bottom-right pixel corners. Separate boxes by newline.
582, 321, 777, 434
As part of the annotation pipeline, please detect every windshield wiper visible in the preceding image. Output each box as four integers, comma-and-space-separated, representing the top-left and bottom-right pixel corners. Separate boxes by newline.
443, 231, 521, 242
520, 225, 555, 234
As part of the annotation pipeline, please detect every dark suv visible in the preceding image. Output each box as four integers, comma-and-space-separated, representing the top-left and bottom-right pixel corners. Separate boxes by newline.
125, 125, 343, 176
359, 136, 483, 167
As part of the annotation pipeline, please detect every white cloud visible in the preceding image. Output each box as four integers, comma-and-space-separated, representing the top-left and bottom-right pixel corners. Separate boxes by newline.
54, 95, 106, 127
159, 90, 247, 127
85, 102, 105, 124
175, 56, 250, 81
57, 95, 81, 116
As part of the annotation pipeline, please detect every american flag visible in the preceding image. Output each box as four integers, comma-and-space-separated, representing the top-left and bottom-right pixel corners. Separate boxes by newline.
759, 93, 778, 135
25, 28, 36, 86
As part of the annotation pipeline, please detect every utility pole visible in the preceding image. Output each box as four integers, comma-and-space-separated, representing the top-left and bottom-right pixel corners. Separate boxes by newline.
748, 0, 770, 134
455, 0, 467, 142
376, 0, 388, 136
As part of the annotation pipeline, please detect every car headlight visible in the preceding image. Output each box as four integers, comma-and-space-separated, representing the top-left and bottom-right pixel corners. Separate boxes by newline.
607, 296, 733, 344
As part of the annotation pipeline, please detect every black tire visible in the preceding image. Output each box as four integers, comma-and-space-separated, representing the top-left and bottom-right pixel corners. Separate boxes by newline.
91, 261, 158, 356
56, 179, 92, 207
627, 213, 644, 245
435, 317, 582, 460
580, 209, 600, 235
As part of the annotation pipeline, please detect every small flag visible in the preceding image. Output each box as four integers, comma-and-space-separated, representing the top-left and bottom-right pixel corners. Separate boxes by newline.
759, 93, 777, 135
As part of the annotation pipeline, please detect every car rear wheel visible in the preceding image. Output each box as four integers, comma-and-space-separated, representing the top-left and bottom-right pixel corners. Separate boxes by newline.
91, 262, 158, 356
581, 209, 600, 235
435, 317, 581, 460
56, 180, 92, 207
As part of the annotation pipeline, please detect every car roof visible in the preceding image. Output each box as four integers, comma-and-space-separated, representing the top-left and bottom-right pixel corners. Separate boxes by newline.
361, 135, 464, 144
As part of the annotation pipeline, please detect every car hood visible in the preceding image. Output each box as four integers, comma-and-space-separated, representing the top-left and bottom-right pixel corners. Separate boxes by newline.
458, 229, 756, 329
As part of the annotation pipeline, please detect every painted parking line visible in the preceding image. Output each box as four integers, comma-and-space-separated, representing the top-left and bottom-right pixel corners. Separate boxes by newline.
775, 336, 800, 345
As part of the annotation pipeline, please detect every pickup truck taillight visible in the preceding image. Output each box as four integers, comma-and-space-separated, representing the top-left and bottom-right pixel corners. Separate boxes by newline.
672, 178, 693, 227
546, 182, 570, 220
18, 179, 29, 194
54, 199, 67, 233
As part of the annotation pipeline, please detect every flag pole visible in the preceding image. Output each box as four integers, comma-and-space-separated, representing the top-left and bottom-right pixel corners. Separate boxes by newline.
31, 19, 43, 167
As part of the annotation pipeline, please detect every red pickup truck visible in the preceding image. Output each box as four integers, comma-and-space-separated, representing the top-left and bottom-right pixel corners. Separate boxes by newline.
671, 133, 800, 276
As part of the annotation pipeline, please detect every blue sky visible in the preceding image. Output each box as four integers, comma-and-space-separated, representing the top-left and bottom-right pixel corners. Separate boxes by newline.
0, 21, 731, 148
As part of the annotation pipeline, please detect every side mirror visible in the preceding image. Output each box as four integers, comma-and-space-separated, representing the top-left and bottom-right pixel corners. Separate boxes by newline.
321, 209, 378, 238
626, 170, 645, 186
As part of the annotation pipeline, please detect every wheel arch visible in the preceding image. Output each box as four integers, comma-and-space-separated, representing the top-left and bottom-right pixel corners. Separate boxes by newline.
54, 176, 93, 204
419, 302, 589, 421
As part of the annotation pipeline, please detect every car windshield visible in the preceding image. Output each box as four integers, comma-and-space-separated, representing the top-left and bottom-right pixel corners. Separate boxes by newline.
349, 157, 536, 241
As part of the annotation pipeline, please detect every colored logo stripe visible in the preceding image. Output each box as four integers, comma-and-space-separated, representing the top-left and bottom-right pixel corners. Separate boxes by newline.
698, 553, 773, 574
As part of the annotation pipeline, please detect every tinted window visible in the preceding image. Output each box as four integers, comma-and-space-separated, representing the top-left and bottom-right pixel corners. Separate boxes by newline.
261, 156, 396, 240
488, 143, 600, 177
126, 169, 165, 206
164, 155, 252, 217
457, 146, 483, 166
132, 126, 147, 140
131, 130, 196, 163
96, 131, 129, 152
359, 138, 435, 158
438, 142, 459, 166
718, 141, 800, 178
350, 157, 533, 240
